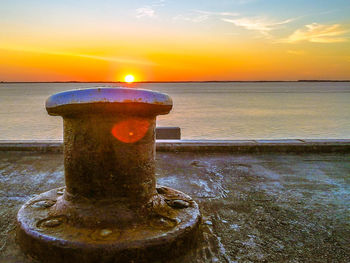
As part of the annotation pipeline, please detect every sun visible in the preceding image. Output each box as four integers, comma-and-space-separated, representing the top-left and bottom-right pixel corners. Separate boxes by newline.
124, 74, 135, 83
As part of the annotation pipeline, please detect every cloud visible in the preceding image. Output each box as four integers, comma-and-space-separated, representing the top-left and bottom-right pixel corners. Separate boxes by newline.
136, 7, 155, 18
135, 1, 165, 19
173, 10, 239, 23
173, 13, 209, 23
283, 23, 348, 43
196, 10, 240, 17
0, 46, 156, 66
287, 50, 305, 55
222, 17, 294, 35
152, 0, 165, 7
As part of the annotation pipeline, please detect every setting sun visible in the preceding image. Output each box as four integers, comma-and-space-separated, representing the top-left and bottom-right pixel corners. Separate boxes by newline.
124, 74, 135, 83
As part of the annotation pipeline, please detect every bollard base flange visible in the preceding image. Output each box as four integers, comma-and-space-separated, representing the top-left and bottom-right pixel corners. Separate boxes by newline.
17, 185, 201, 263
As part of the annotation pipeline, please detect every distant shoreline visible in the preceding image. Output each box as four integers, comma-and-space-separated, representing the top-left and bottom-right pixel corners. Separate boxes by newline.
1, 80, 350, 84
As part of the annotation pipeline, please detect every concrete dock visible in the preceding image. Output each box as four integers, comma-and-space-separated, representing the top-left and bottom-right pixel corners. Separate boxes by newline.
1, 140, 349, 262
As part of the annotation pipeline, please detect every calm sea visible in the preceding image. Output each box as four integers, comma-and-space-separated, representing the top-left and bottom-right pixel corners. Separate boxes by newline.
0, 82, 349, 140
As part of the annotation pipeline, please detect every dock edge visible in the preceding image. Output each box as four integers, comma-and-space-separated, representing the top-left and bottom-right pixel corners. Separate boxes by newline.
1, 139, 350, 153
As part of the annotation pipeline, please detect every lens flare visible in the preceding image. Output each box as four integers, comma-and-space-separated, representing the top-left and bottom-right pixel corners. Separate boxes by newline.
111, 118, 150, 143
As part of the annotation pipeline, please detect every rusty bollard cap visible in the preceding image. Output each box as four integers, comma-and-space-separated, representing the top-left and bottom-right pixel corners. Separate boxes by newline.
46, 87, 173, 116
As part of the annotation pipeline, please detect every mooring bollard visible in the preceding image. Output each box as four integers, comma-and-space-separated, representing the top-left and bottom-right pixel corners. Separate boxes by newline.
17, 87, 201, 263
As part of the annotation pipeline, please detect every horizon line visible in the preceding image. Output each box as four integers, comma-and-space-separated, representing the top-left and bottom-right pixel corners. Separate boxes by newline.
1, 80, 350, 84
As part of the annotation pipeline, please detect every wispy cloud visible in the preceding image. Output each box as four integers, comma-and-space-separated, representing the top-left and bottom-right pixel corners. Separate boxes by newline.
135, 1, 165, 19
173, 10, 239, 23
283, 23, 348, 43
71, 53, 155, 65
222, 17, 294, 35
152, 0, 165, 7
196, 10, 240, 17
287, 50, 305, 55
136, 7, 155, 18
173, 14, 209, 23
0, 46, 156, 66
172, 10, 296, 41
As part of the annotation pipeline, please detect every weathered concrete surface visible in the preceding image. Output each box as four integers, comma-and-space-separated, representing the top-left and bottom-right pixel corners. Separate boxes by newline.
1, 151, 350, 262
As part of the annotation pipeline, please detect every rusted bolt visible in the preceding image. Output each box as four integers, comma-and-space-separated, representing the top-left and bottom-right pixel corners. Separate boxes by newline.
166, 199, 190, 209
37, 216, 66, 228
17, 87, 201, 263
40, 218, 62, 227
100, 229, 112, 237
31, 199, 56, 208
56, 187, 65, 195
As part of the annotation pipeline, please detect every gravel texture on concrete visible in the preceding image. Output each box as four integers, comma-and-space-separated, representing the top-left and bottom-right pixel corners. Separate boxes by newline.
0, 151, 349, 262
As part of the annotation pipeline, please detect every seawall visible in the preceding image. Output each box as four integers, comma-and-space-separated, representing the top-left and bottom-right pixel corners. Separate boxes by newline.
0, 139, 349, 153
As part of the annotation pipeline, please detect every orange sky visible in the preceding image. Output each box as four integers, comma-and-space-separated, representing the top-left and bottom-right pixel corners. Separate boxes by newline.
1, 1, 349, 81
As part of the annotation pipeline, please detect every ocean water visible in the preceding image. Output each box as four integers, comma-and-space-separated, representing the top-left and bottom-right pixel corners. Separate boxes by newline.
0, 82, 349, 140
